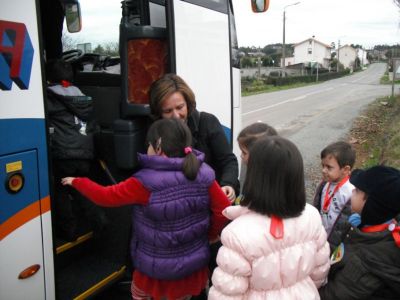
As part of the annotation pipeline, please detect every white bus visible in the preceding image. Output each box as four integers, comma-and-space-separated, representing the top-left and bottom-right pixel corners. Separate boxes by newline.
0, 0, 269, 299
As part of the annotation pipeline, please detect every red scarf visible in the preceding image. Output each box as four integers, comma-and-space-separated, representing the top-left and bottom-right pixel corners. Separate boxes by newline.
361, 221, 400, 248
322, 176, 349, 213
270, 215, 284, 239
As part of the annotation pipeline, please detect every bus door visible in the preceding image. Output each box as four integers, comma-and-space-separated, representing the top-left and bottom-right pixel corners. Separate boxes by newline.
0, 0, 54, 299
0, 152, 48, 300
167, 0, 234, 143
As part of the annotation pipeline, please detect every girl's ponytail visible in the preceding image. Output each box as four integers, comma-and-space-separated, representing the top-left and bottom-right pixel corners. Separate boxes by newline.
146, 119, 201, 180
182, 147, 200, 180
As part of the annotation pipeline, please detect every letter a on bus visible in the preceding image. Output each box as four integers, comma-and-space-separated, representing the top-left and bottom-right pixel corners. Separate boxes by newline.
0, 20, 34, 91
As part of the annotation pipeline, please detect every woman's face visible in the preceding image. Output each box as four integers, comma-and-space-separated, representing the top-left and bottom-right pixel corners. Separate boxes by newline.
160, 92, 188, 120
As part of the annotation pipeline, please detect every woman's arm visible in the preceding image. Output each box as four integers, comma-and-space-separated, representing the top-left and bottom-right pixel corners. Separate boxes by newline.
62, 177, 150, 207
201, 112, 240, 195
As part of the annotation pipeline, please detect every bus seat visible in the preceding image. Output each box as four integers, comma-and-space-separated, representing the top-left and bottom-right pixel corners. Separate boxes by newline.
75, 72, 121, 130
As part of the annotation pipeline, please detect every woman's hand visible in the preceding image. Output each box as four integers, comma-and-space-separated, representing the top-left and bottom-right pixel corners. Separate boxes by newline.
221, 185, 236, 203
61, 177, 75, 186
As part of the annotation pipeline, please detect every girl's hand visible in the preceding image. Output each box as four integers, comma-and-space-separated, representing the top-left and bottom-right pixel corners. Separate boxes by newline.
221, 185, 236, 203
61, 177, 75, 186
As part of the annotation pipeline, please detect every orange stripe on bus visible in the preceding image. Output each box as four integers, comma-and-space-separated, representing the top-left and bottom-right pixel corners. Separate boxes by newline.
0, 196, 51, 241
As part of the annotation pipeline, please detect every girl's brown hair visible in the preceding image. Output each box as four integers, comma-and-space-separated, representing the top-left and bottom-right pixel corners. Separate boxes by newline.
237, 122, 278, 150
146, 118, 200, 180
241, 136, 306, 218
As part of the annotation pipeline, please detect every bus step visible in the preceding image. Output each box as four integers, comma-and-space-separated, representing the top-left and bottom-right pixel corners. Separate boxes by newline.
56, 231, 94, 255
55, 256, 126, 300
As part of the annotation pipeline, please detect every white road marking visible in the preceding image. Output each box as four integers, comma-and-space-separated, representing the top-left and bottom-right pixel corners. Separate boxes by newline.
242, 87, 334, 116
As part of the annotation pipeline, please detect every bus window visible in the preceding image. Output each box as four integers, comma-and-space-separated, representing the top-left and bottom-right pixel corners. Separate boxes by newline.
251, 0, 270, 13
183, 0, 228, 14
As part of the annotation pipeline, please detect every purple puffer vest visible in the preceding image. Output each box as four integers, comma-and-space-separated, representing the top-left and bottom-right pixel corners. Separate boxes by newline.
131, 150, 215, 280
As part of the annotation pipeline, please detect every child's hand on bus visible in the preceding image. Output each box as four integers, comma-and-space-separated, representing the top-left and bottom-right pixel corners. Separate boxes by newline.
61, 177, 75, 186
221, 185, 236, 203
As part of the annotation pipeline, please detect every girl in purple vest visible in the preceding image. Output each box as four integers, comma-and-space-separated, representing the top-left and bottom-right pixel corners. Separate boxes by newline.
62, 118, 231, 300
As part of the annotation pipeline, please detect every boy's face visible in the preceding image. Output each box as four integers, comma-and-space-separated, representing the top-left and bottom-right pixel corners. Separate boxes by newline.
351, 187, 367, 214
239, 144, 249, 164
321, 154, 350, 183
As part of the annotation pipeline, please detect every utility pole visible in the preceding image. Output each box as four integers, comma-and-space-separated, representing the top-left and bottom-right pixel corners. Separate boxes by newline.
392, 49, 395, 98
337, 39, 340, 72
282, 2, 300, 77
282, 9, 286, 76
258, 47, 261, 79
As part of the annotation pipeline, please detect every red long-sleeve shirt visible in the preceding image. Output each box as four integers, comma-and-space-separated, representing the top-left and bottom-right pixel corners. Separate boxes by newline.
72, 176, 231, 299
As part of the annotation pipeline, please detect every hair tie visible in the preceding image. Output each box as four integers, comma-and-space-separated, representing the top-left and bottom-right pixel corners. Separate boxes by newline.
184, 147, 192, 155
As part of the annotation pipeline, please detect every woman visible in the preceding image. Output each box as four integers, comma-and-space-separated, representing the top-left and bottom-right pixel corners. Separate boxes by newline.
149, 73, 240, 201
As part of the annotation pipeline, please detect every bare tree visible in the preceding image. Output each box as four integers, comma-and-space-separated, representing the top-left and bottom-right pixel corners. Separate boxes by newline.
61, 31, 82, 52
395, 0, 400, 7
103, 42, 119, 56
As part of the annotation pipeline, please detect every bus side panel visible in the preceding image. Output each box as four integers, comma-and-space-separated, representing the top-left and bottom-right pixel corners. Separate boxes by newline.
172, 1, 232, 142
0, 0, 55, 299
232, 67, 242, 163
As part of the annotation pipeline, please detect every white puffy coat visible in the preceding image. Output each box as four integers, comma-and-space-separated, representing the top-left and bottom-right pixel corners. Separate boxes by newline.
209, 204, 330, 300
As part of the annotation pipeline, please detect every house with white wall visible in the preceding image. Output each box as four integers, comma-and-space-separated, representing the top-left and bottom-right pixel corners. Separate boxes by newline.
284, 37, 331, 68
338, 45, 357, 69
357, 48, 369, 66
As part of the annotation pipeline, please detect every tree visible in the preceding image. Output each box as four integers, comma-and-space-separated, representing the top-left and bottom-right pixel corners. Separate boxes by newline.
103, 42, 119, 56
394, 0, 400, 8
240, 56, 253, 68
93, 45, 105, 54
262, 57, 273, 67
61, 32, 82, 52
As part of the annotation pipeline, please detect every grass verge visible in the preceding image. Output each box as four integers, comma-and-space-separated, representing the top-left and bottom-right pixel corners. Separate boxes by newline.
349, 95, 400, 169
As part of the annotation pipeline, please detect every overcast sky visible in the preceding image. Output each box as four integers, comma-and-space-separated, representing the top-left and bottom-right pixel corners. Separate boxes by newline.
232, 0, 400, 48
71, 0, 399, 49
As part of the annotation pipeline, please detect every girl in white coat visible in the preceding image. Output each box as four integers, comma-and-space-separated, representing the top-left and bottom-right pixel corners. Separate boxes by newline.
209, 136, 330, 300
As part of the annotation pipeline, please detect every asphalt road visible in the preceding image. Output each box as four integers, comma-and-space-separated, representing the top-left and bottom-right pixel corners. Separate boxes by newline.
241, 63, 396, 201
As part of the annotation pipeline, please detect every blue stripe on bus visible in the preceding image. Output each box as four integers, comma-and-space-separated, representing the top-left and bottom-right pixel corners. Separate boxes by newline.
0, 118, 49, 224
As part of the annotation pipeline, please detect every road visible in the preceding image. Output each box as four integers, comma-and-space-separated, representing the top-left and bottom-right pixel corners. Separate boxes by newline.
241, 63, 395, 200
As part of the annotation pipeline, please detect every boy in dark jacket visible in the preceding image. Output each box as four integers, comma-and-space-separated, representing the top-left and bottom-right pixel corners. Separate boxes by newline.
319, 165, 400, 300
46, 59, 106, 241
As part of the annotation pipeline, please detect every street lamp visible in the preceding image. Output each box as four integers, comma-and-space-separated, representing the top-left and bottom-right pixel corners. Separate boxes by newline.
336, 39, 341, 72
282, 1, 300, 77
